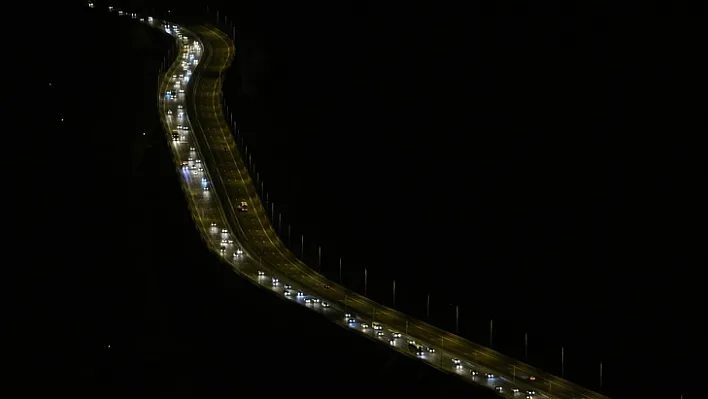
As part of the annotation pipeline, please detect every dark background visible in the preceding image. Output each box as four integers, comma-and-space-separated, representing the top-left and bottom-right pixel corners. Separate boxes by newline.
25, 2, 702, 398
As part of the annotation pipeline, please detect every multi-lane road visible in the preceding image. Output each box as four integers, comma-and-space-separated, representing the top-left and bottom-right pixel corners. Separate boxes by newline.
100, 4, 611, 399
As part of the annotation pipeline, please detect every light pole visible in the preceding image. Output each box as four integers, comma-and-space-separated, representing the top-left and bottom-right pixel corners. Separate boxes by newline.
300, 234, 304, 258
489, 319, 493, 346
317, 246, 321, 272
524, 332, 528, 358
271, 202, 274, 222
287, 224, 291, 247
455, 305, 459, 335
426, 293, 430, 318
561, 346, 565, 377
339, 257, 342, 284
278, 213, 281, 235
392, 280, 396, 308
599, 361, 603, 389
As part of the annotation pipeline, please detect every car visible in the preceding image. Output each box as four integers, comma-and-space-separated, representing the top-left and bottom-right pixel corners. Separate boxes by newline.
219, 246, 225, 253
526, 390, 536, 395
495, 386, 503, 392
348, 318, 356, 324
235, 248, 243, 255
297, 291, 304, 296
179, 89, 184, 93
389, 339, 395, 346
470, 370, 479, 376
284, 284, 292, 289
392, 332, 401, 338
272, 278, 279, 285
284, 291, 291, 296
181, 161, 189, 167
322, 302, 329, 307
305, 298, 312, 303
239, 201, 248, 212
376, 331, 384, 336
511, 388, 519, 393
486, 373, 495, 378
361, 323, 369, 329
167, 110, 172, 115
178, 105, 183, 109
427, 347, 435, 353
221, 228, 228, 234
203, 186, 209, 191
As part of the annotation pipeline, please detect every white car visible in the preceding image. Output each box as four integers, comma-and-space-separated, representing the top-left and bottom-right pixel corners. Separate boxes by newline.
178, 105, 183, 109
178, 89, 184, 93
167, 110, 172, 115
257, 271, 265, 276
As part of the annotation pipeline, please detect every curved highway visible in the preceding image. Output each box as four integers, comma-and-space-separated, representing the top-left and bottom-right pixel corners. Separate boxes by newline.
99, 4, 611, 399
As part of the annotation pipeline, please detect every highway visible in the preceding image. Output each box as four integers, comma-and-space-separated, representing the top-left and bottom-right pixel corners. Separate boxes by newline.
101, 4, 611, 398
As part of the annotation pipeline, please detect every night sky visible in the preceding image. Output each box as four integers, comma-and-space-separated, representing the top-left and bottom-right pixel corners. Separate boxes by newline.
28, 2, 702, 398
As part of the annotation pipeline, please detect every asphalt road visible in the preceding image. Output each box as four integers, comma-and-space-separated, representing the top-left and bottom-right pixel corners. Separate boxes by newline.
102, 5, 614, 399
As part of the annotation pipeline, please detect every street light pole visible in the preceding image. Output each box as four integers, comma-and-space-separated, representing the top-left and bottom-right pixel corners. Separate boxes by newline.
364, 268, 367, 296
318, 245, 321, 272
525, 332, 528, 358
300, 234, 304, 258
426, 293, 430, 318
561, 346, 565, 377
278, 213, 281, 235
455, 305, 459, 335
600, 361, 603, 389
287, 224, 291, 247
339, 257, 342, 284
489, 319, 493, 346
392, 280, 396, 308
